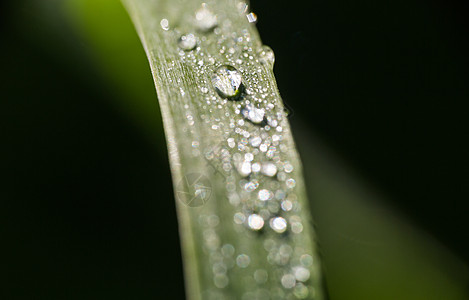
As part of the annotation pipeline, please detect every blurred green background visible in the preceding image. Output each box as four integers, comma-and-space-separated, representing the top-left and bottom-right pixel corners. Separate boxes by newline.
1, 0, 468, 299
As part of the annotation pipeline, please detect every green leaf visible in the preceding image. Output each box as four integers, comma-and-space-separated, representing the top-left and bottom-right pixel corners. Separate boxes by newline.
120, 0, 325, 299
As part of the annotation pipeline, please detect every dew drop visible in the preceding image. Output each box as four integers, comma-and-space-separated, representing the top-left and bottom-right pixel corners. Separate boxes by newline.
293, 266, 310, 282
293, 283, 309, 299
214, 274, 229, 288
160, 18, 169, 30
254, 269, 268, 284
242, 104, 265, 124
221, 244, 235, 257
250, 136, 262, 147
251, 162, 261, 173
212, 65, 243, 99
248, 214, 264, 230
236, 161, 252, 177
300, 254, 313, 267
286, 178, 296, 188
236, 254, 251, 268
281, 274, 296, 289
258, 189, 273, 201
234, 212, 246, 224
237, 2, 249, 14
284, 163, 294, 173
281, 200, 293, 212
195, 3, 217, 32
261, 162, 277, 177
178, 33, 197, 51
258, 45, 275, 67
246, 12, 258, 23
244, 180, 259, 192
270, 217, 287, 233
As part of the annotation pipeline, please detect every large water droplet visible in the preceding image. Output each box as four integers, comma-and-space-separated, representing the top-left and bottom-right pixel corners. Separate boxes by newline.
211, 65, 243, 99
178, 33, 197, 51
241, 104, 265, 124
195, 4, 217, 32
259, 45, 275, 67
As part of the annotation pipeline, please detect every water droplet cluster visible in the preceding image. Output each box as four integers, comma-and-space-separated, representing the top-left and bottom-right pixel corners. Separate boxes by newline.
151, 1, 322, 299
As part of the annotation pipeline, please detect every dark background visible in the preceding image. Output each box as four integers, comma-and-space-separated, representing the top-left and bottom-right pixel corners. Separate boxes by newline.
252, 0, 469, 260
1, 0, 468, 299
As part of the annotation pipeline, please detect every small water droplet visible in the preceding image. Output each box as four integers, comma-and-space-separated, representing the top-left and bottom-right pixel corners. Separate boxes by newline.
236, 161, 252, 177
234, 212, 246, 224
261, 162, 277, 177
212, 65, 243, 99
250, 136, 262, 147
160, 18, 169, 30
248, 214, 264, 230
284, 163, 294, 173
246, 12, 258, 23
236, 254, 251, 267
258, 189, 273, 201
293, 266, 310, 282
254, 269, 268, 284
300, 254, 313, 267
237, 2, 249, 14
252, 162, 261, 173
286, 178, 296, 188
293, 283, 309, 299
291, 219, 303, 234
270, 217, 287, 233
214, 274, 229, 288
221, 244, 235, 257
178, 33, 197, 51
244, 180, 259, 192
242, 104, 265, 124
281, 200, 293, 211
281, 274, 296, 289
195, 3, 218, 32
259, 45, 275, 67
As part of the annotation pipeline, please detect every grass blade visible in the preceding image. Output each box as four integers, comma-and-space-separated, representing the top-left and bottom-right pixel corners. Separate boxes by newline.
122, 0, 325, 299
